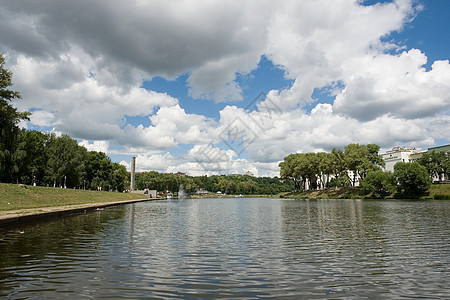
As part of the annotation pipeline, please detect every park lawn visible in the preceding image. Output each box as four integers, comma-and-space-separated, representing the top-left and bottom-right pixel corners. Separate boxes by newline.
0, 183, 145, 211
428, 184, 450, 199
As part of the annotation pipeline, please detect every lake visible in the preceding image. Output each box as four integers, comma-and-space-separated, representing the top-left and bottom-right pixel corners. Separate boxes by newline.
0, 198, 449, 299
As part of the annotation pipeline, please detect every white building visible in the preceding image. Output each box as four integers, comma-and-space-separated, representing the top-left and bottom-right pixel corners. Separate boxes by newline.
381, 147, 424, 172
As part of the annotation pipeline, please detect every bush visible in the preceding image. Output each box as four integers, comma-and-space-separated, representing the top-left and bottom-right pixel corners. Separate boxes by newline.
394, 162, 432, 198
328, 175, 351, 188
361, 170, 396, 198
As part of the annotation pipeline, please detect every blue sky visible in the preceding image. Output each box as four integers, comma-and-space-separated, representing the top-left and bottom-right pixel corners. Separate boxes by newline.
1, 0, 449, 176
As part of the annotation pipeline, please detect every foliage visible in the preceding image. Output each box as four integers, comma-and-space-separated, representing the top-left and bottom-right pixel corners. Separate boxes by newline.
0, 53, 30, 182
111, 163, 130, 192
135, 172, 187, 193
85, 151, 113, 190
134, 172, 293, 195
16, 130, 49, 185
0, 54, 132, 191
360, 170, 396, 198
279, 153, 303, 191
417, 150, 449, 183
328, 174, 351, 188
279, 143, 384, 191
45, 134, 87, 188
344, 143, 383, 186
2, 130, 130, 191
394, 162, 432, 198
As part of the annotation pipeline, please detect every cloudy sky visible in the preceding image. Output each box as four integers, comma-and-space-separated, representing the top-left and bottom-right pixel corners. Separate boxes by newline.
1, 0, 449, 176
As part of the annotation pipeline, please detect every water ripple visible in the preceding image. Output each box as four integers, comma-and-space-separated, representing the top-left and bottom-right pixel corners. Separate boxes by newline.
0, 198, 449, 299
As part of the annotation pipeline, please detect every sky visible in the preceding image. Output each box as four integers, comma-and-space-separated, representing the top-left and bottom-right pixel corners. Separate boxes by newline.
1, 0, 449, 177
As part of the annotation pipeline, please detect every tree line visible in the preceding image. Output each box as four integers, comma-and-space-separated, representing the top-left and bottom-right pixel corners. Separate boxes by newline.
1, 130, 129, 191
279, 143, 449, 198
279, 143, 384, 191
1, 53, 129, 191
135, 172, 294, 195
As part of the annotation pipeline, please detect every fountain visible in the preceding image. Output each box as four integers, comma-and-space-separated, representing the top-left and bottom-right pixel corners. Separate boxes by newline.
178, 184, 186, 200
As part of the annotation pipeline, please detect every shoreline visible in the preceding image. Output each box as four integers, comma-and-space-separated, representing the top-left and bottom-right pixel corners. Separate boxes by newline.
0, 198, 152, 226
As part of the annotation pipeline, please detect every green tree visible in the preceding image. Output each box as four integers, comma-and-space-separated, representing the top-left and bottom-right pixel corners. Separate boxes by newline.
367, 144, 385, 168
0, 53, 30, 182
317, 152, 333, 189
180, 177, 199, 193
218, 177, 236, 194
279, 153, 321, 191
85, 151, 113, 190
164, 173, 181, 193
361, 170, 396, 199
279, 153, 303, 191
45, 134, 87, 188
16, 130, 48, 185
417, 151, 449, 183
329, 148, 348, 187
303, 152, 320, 190
136, 171, 162, 191
111, 162, 129, 192
345, 143, 383, 186
394, 162, 431, 198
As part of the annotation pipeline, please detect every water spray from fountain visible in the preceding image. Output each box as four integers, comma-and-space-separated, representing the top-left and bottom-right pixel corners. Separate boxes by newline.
178, 184, 186, 200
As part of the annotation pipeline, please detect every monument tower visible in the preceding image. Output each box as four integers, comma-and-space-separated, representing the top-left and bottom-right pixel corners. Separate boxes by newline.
130, 156, 136, 191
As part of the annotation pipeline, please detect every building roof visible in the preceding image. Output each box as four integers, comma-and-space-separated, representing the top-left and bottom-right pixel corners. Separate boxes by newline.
428, 144, 450, 153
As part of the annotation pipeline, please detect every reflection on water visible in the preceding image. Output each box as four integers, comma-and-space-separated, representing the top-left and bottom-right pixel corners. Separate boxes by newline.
0, 198, 449, 299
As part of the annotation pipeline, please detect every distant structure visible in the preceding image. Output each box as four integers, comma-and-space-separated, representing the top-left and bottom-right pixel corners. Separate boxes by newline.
196, 188, 209, 195
144, 189, 157, 198
381, 147, 424, 172
130, 156, 136, 191
381, 144, 450, 183
411, 144, 450, 183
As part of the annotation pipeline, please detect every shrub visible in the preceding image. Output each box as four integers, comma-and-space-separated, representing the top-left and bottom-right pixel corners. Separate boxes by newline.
361, 170, 396, 198
328, 175, 351, 188
394, 162, 432, 198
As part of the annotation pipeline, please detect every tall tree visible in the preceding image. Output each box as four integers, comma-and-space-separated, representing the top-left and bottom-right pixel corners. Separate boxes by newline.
85, 151, 113, 190
344, 144, 367, 186
279, 153, 303, 191
316, 152, 333, 189
0, 53, 30, 182
45, 134, 87, 188
417, 151, 449, 183
16, 130, 48, 185
329, 148, 349, 187
111, 162, 129, 192
367, 144, 385, 168
345, 143, 383, 186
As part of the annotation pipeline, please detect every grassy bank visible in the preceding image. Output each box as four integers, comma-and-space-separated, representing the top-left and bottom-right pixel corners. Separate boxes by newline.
281, 184, 450, 200
0, 183, 145, 211
281, 187, 366, 200
428, 184, 450, 199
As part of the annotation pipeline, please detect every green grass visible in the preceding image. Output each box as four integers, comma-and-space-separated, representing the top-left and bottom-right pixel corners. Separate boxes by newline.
0, 183, 145, 211
429, 184, 450, 200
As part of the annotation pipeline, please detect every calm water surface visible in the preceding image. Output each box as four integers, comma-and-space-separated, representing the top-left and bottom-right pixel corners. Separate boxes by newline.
0, 198, 449, 299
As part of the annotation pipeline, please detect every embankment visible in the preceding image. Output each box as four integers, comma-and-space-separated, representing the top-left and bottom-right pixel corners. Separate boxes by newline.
0, 183, 149, 225
281, 184, 450, 200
